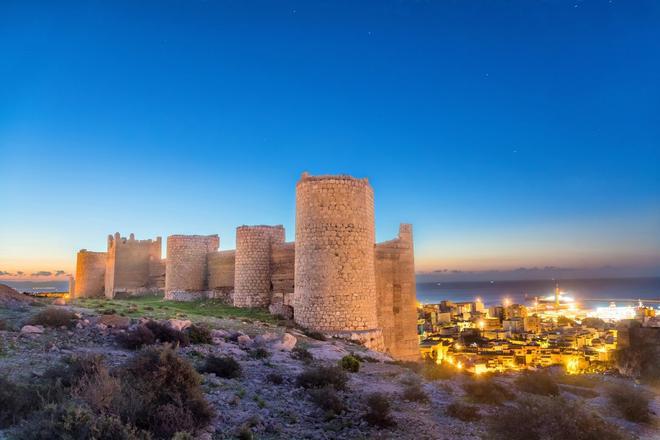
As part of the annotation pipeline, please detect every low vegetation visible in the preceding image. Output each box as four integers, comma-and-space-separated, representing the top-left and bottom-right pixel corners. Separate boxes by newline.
488, 395, 628, 440
302, 328, 326, 341
421, 361, 459, 381
339, 354, 361, 372
28, 307, 77, 328
290, 346, 314, 363
145, 320, 190, 346
308, 385, 345, 418
363, 392, 396, 427
514, 371, 560, 396
249, 347, 271, 360
296, 365, 348, 391
187, 324, 213, 344
2, 346, 213, 439
199, 355, 243, 379
606, 383, 651, 423
116, 325, 156, 349
462, 378, 514, 405
402, 381, 429, 402
446, 401, 481, 421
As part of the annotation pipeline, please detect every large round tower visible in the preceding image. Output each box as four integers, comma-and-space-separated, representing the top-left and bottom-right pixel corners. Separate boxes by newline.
234, 225, 285, 307
294, 173, 379, 332
74, 250, 107, 298
165, 235, 219, 299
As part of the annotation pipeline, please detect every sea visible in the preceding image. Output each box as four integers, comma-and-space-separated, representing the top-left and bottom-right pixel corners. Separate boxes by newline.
3, 277, 660, 310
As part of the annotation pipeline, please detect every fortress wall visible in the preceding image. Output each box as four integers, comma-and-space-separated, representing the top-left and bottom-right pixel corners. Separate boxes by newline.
105, 233, 162, 298
165, 235, 219, 298
74, 250, 107, 298
207, 250, 235, 294
294, 173, 379, 332
234, 225, 285, 307
271, 241, 295, 295
375, 224, 420, 360
149, 257, 166, 289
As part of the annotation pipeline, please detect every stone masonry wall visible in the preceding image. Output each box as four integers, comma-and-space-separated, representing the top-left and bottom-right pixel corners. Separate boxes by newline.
165, 235, 219, 298
375, 224, 420, 360
105, 233, 162, 298
271, 241, 295, 295
294, 173, 379, 332
207, 250, 236, 295
74, 250, 107, 298
234, 225, 285, 307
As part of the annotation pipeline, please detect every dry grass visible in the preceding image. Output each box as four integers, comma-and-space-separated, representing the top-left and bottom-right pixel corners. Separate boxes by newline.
28, 307, 77, 328
514, 371, 560, 396
363, 392, 396, 427
296, 366, 348, 391
199, 355, 242, 379
462, 378, 514, 405
606, 383, 651, 423
446, 401, 481, 421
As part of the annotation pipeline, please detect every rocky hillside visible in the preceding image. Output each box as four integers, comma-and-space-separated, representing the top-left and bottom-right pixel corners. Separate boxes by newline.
0, 297, 657, 440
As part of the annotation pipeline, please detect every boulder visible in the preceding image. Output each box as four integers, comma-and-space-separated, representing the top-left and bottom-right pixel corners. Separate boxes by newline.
237, 334, 252, 348
270, 333, 297, 351
98, 314, 131, 329
21, 325, 44, 334
253, 332, 280, 346
168, 319, 192, 332
52, 298, 66, 306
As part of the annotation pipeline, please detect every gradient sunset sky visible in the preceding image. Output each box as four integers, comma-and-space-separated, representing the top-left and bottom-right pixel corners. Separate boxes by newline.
1, 0, 659, 280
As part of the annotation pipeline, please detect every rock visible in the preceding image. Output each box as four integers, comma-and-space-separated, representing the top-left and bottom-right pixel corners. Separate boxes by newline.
308, 344, 350, 361
53, 298, 66, 306
168, 319, 192, 331
96, 323, 108, 330
254, 332, 280, 346
211, 329, 230, 339
270, 333, 297, 351
98, 314, 131, 329
237, 334, 252, 348
21, 325, 44, 334
268, 303, 294, 320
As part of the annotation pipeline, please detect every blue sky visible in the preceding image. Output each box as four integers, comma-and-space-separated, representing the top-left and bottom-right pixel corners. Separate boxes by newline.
1, 0, 659, 279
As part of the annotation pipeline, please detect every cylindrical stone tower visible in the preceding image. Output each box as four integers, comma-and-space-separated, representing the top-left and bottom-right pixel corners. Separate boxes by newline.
165, 235, 219, 299
294, 173, 379, 332
234, 225, 285, 308
74, 250, 107, 298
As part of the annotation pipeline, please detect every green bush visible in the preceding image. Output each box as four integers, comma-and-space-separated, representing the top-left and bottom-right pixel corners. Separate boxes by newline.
266, 372, 284, 385
250, 347, 271, 360
29, 307, 77, 328
119, 345, 213, 438
308, 385, 345, 417
606, 383, 651, 423
363, 392, 396, 427
402, 382, 429, 402
116, 325, 156, 349
514, 371, 559, 396
302, 329, 326, 341
291, 346, 314, 363
339, 354, 360, 373
446, 401, 480, 421
145, 321, 189, 347
187, 324, 213, 344
296, 366, 348, 391
462, 379, 514, 405
0, 377, 49, 428
488, 395, 628, 440
199, 355, 242, 379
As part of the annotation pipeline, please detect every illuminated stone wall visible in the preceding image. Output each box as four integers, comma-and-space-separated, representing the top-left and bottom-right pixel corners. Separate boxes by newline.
165, 234, 219, 298
271, 241, 295, 295
207, 249, 235, 297
234, 225, 285, 307
105, 233, 162, 298
294, 173, 379, 333
74, 250, 107, 298
375, 224, 420, 360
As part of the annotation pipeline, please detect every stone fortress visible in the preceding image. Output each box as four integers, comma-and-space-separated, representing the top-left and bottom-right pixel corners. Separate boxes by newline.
73, 173, 419, 360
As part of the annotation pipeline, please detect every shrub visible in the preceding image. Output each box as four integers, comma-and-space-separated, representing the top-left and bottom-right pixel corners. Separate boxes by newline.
296, 366, 348, 391
187, 324, 212, 344
199, 355, 242, 379
402, 383, 429, 402
422, 361, 458, 381
291, 346, 314, 363
266, 372, 284, 385
116, 325, 156, 349
446, 401, 480, 421
363, 392, 395, 427
0, 319, 9, 331
29, 307, 77, 328
308, 385, 345, 418
10, 403, 148, 440
606, 383, 651, 423
488, 395, 628, 440
118, 345, 213, 438
0, 377, 48, 428
303, 329, 326, 341
250, 347, 271, 360
514, 371, 559, 396
339, 354, 360, 373
145, 321, 189, 347
462, 379, 514, 405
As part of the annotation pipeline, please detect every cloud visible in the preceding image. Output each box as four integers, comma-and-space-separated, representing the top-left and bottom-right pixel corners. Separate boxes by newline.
16, 271, 24, 276
0, 270, 14, 276
55, 270, 66, 276
31, 271, 53, 277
